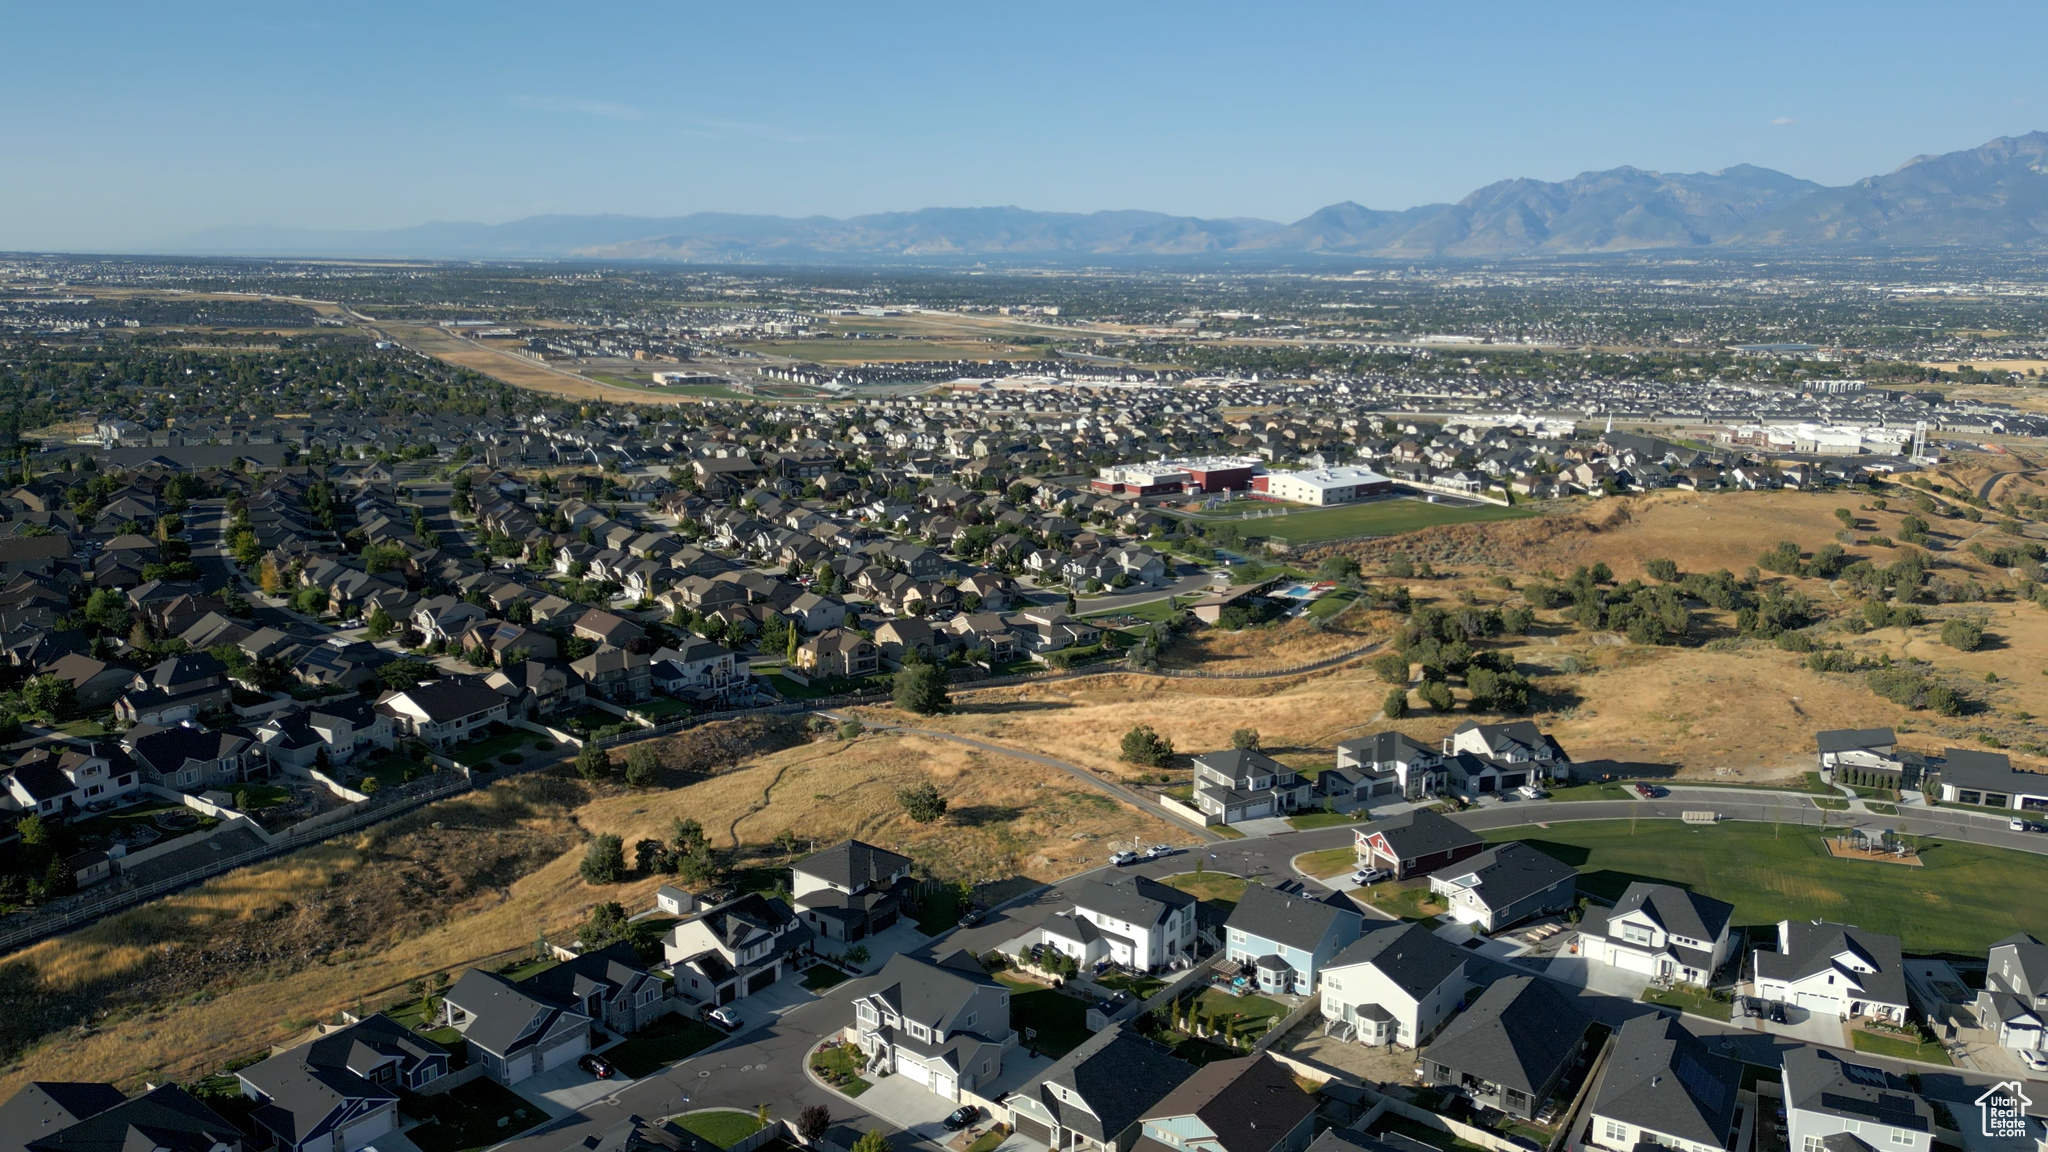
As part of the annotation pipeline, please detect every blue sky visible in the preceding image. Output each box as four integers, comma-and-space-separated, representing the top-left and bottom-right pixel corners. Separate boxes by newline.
3, 1, 2045, 250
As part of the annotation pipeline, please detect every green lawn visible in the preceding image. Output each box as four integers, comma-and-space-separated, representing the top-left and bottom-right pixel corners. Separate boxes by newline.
1288, 811, 1365, 832
803, 964, 849, 992
1307, 588, 1359, 619
1295, 847, 1359, 877
453, 727, 536, 764
56, 718, 109, 738
810, 1040, 872, 1095
1642, 984, 1732, 1021
1096, 971, 1166, 999
1482, 820, 2048, 955
1352, 878, 1448, 921
1205, 498, 1530, 545
998, 974, 1093, 1057
232, 784, 293, 810
637, 697, 694, 720
361, 756, 432, 790
676, 1110, 765, 1148
1164, 871, 1248, 913
605, 1014, 724, 1078
1851, 1028, 1952, 1065
917, 886, 968, 934
401, 1079, 543, 1152
1154, 988, 1290, 1059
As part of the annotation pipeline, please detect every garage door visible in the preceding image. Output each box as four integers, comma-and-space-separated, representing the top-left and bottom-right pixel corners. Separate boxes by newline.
1014, 1116, 1054, 1145
747, 967, 779, 994
893, 1053, 931, 1085
1794, 990, 1840, 1014
1613, 948, 1656, 975
543, 1037, 587, 1072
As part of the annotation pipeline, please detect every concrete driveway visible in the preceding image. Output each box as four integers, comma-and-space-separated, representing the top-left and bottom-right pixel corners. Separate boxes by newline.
514, 1057, 627, 1118
1234, 817, 1294, 838
723, 975, 822, 1033
1544, 954, 1654, 999
851, 1072, 961, 1138
1757, 1004, 1849, 1047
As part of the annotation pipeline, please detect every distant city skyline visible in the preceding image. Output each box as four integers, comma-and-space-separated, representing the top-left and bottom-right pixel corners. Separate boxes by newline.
3, 1, 2045, 251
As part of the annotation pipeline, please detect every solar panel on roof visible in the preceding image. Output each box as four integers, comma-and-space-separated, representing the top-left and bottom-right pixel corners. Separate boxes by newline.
1675, 1053, 1727, 1112
1838, 1061, 1888, 1088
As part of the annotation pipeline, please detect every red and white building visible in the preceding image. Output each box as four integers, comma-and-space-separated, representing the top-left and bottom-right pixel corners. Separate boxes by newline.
1091, 455, 1262, 496
1252, 466, 1395, 506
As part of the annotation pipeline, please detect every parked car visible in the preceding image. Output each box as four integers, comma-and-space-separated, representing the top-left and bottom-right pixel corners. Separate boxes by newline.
578, 1053, 614, 1079
2011, 818, 2036, 833
1146, 843, 1177, 859
1769, 1002, 1787, 1024
1109, 850, 1139, 866
1631, 783, 1660, 800
1350, 867, 1390, 886
2022, 1049, 2048, 1072
1517, 784, 1549, 800
943, 1106, 981, 1131
705, 1006, 744, 1032
957, 908, 984, 928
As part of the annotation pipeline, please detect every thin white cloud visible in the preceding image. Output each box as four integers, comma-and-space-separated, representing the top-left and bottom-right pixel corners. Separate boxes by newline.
1770, 115, 1797, 126
509, 95, 644, 121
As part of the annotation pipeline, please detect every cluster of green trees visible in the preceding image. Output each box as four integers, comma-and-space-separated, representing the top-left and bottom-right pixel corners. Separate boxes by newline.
1121, 725, 1175, 767
584, 817, 724, 886
1528, 565, 1693, 644
1757, 540, 1849, 579
1866, 665, 1962, 716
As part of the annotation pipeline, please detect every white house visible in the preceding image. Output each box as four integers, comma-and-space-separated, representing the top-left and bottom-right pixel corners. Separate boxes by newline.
374, 677, 509, 749
1753, 920, 1909, 1023
1977, 932, 2048, 1054
1576, 882, 1736, 986
1009, 874, 1198, 973
1, 742, 141, 817
1319, 922, 1471, 1048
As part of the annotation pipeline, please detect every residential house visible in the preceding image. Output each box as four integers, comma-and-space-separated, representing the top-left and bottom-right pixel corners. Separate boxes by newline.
1753, 920, 1909, 1023
574, 610, 647, 651
1782, 1045, 1935, 1152
375, 677, 510, 749
1353, 809, 1483, 880
440, 969, 591, 1086
411, 596, 488, 645
1223, 881, 1363, 995
848, 951, 1016, 1103
1420, 975, 1590, 1120
37, 653, 134, 711
126, 723, 261, 790
1428, 842, 1577, 933
1934, 748, 2048, 811
115, 652, 232, 726
1584, 1014, 1741, 1152
1010, 874, 1199, 974
663, 892, 812, 1005
0, 1082, 248, 1152
1576, 883, 1736, 986
1319, 922, 1472, 1048
1977, 932, 2048, 1053
573, 648, 652, 704
791, 839, 916, 944
486, 659, 584, 719
460, 619, 558, 663
517, 941, 670, 1036
1814, 728, 1926, 789
649, 638, 743, 702
237, 1013, 450, 1152
1135, 1054, 1318, 1152
796, 629, 878, 679
787, 592, 848, 633
1329, 732, 1445, 807
2, 741, 141, 817
293, 638, 392, 692
1440, 720, 1571, 797
252, 696, 394, 770
1006, 1025, 1197, 1152
1190, 749, 1312, 825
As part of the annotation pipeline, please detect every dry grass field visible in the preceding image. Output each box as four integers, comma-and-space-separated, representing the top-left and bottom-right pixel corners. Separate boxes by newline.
0, 729, 1180, 1096
376, 323, 697, 404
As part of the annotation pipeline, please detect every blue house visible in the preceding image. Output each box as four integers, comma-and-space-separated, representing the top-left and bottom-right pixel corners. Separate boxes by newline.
1223, 881, 1363, 995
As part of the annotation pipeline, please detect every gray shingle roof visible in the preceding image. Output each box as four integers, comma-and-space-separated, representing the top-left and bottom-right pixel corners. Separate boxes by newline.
794, 839, 911, 892
1609, 883, 1734, 945
1325, 922, 1467, 1000
1361, 809, 1480, 863
1592, 1014, 1739, 1147
1071, 874, 1196, 929
1782, 1046, 1932, 1134
1755, 921, 1908, 1007
1021, 1025, 1195, 1144
1422, 974, 1588, 1094
1225, 883, 1360, 953
1438, 842, 1577, 911
1815, 728, 1895, 754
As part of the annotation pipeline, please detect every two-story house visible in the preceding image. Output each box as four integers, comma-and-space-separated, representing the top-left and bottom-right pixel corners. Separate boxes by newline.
1428, 842, 1578, 933
0, 1082, 248, 1152
1136, 1054, 1318, 1152
1332, 731, 1446, 804
238, 1013, 451, 1152
1782, 1046, 1935, 1152
791, 839, 916, 944
1319, 922, 1471, 1048
1753, 920, 1909, 1023
1191, 749, 1313, 825
1977, 932, 2048, 1054
571, 648, 652, 703
126, 723, 261, 791
663, 892, 812, 1005
2, 741, 141, 818
848, 951, 1016, 1104
1353, 809, 1483, 880
1585, 1014, 1742, 1152
1011, 874, 1199, 974
1224, 881, 1363, 995
1440, 720, 1571, 797
1420, 975, 1590, 1120
1007, 1025, 1196, 1152
516, 941, 669, 1036
375, 677, 510, 749
252, 696, 396, 771
440, 969, 592, 1086
796, 629, 879, 679
114, 652, 232, 726
649, 638, 743, 702
1576, 883, 1737, 986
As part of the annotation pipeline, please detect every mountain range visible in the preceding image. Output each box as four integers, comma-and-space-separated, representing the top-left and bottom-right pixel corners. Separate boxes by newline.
181, 132, 2048, 261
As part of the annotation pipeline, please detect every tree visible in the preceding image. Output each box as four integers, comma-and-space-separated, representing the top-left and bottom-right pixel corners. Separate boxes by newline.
1419, 680, 1456, 712
365, 603, 395, 639
582, 900, 632, 948
1383, 687, 1409, 719
898, 781, 949, 824
892, 659, 950, 715
1383, 553, 1414, 578
1834, 507, 1857, 530
576, 744, 614, 780
21, 674, 73, 718
1645, 558, 1680, 582
1120, 725, 1174, 767
1316, 555, 1361, 583
580, 834, 626, 884
1371, 652, 1409, 684
634, 838, 670, 874
1940, 617, 1986, 652
624, 744, 660, 786
1230, 728, 1261, 750
377, 659, 435, 691
797, 1105, 833, 1146
671, 818, 709, 859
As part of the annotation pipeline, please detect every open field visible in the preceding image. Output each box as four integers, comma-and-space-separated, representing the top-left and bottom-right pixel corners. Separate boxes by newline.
742, 338, 1048, 364
0, 729, 1184, 1096
1198, 497, 1533, 545
375, 322, 695, 404
1483, 820, 2048, 954
580, 371, 757, 400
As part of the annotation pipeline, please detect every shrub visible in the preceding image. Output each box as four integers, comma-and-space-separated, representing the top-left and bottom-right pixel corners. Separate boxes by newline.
1383, 687, 1409, 719
1499, 604, 1535, 635
624, 745, 660, 787
1230, 728, 1261, 750
580, 834, 626, 884
1645, 558, 1680, 582
897, 781, 949, 823
1383, 553, 1414, 578
1419, 681, 1456, 712
575, 743, 613, 780
1120, 725, 1174, 767
1940, 617, 1986, 652
892, 659, 950, 715
1371, 652, 1410, 684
